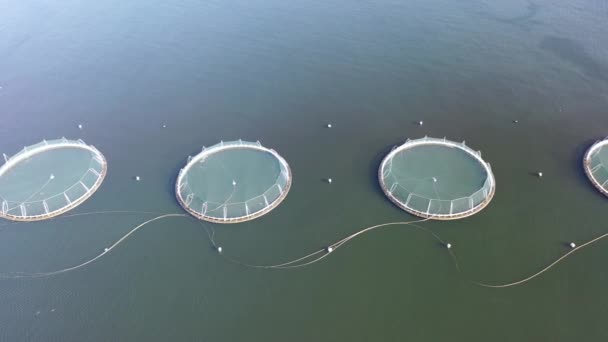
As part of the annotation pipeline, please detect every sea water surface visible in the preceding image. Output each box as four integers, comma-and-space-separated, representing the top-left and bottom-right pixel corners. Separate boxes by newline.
0, 0, 608, 340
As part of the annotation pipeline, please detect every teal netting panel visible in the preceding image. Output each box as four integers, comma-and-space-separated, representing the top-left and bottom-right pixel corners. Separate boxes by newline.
591, 164, 608, 187
451, 197, 472, 214
46, 195, 68, 213
23, 201, 46, 217
429, 199, 451, 216
407, 193, 431, 214
263, 184, 283, 205
471, 182, 490, 207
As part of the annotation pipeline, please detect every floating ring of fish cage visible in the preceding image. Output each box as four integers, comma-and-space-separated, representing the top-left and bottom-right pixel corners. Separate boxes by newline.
0, 138, 107, 221
378, 136, 495, 220
175, 140, 292, 223
583, 137, 608, 197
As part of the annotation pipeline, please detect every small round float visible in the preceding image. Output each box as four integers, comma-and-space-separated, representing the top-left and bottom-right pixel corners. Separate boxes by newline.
0, 138, 107, 221
379, 136, 496, 220
176, 140, 292, 223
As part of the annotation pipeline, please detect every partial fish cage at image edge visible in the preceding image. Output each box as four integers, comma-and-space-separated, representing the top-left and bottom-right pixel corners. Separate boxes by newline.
379, 137, 496, 220
176, 140, 292, 223
0, 138, 107, 221
584, 137, 608, 197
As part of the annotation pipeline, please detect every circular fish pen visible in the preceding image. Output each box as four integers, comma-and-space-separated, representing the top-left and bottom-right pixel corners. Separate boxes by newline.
176, 140, 292, 223
584, 137, 608, 197
0, 138, 107, 221
379, 137, 495, 220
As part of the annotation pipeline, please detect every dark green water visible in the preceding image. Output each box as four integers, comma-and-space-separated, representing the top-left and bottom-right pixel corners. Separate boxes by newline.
1, 0, 608, 340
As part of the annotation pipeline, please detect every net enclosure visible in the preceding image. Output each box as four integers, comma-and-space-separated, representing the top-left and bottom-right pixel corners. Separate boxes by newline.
0, 138, 107, 221
176, 140, 292, 223
379, 137, 496, 220
584, 137, 608, 197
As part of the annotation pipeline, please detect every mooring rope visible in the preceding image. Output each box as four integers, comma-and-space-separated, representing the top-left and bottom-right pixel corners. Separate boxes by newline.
0, 213, 186, 279
60, 210, 167, 218
1, 210, 608, 288
462, 231, 608, 288
211, 216, 608, 287
0, 210, 167, 229
208, 217, 435, 269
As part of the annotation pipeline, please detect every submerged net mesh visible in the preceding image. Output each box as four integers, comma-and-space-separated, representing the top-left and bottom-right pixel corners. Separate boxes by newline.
176, 140, 291, 223
584, 138, 608, 196
0, 138, 107, 221
379, 137, 495, 220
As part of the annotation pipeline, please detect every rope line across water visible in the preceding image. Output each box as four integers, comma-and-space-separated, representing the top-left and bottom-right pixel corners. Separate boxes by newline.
0, 213, 187, 279
0, 211, 607, 288
462, 231, 608, 288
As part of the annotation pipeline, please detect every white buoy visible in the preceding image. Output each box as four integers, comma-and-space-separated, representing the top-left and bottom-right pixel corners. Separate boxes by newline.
135, 176, 141, 181
162, 124, 167, 128
327, 178, 332, 184
327, 246, 333, 253
327, 123, 332, 128
217, 246, 223, 253
49, 174, 55, 180
569, 242, 576, 249
537, 172, 543, 178
78, 124, 83, 130
446, 243, 452, 249
418, 120, 424, 126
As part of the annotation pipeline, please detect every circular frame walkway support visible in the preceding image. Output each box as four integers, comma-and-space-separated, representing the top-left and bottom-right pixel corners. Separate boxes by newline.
583, 137, 608, 197
176, 140, 292, 224
378, 136, 496, 220
0, 138, 107, 221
